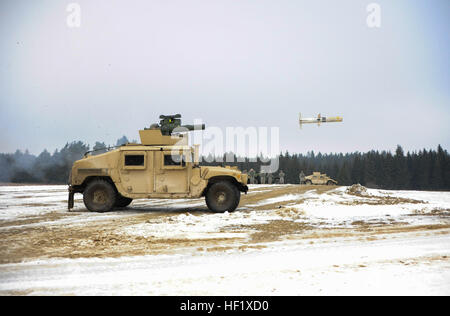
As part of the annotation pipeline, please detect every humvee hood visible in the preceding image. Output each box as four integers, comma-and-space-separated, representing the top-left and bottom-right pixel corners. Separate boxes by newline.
200, 166, 247, 183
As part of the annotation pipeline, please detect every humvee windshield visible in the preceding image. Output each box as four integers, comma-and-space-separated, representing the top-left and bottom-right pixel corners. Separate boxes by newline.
164, 154, 186, 167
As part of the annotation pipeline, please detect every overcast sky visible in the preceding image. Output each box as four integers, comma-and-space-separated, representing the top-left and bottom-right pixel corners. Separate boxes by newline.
1, 0, 449, 155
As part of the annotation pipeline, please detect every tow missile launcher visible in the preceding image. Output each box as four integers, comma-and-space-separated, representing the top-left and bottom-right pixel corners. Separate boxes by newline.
68, 114, 248, 213
146, 114, 206, 136
139, 114, 205, 146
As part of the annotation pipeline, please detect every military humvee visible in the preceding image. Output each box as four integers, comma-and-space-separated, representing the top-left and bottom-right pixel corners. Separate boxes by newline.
303, 172, 337, 185
68, 114, 248, 213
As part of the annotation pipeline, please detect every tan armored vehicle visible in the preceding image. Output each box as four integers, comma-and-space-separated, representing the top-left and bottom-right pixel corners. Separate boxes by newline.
68, 114, 248, 213
303, 172, 337, 185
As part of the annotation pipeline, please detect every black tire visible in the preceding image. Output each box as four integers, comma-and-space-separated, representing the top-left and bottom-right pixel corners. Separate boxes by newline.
205, 181, 240, 213
83, 179, 116, 212
115, 195, 133, 208
327, 180, 334, 186
305, 180, 312, 185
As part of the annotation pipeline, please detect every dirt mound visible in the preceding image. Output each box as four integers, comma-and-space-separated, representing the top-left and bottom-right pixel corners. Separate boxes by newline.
346, 184, 369, 196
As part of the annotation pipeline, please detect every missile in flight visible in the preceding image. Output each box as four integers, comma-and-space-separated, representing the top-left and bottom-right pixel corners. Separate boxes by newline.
299, 113, 343, 128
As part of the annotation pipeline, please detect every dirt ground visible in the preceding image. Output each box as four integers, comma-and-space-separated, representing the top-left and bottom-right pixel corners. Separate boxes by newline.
0, 185, 323, 263
0, 184, 448, 264
0, 184, 449, 295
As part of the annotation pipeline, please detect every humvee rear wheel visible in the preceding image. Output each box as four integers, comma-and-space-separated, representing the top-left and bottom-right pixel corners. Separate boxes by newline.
115, 195, 133, 208
83, 180, 116, 212
205, 181, 240, 213
305, 180, 312, 185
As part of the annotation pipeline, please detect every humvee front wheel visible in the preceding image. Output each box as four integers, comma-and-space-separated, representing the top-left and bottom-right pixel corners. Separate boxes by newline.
327, 180, 335, 186
83, 180, 116, 212
205, 181, 240, 213
305, 180, 312, 185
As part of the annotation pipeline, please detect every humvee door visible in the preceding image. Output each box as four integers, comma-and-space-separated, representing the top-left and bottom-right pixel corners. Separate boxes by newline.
155, 151, 189, 193
319, 175, 326, 184
119, 151, 153, 194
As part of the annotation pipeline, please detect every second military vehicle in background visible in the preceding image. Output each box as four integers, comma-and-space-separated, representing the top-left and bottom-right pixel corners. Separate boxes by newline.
303, 172, 338, 186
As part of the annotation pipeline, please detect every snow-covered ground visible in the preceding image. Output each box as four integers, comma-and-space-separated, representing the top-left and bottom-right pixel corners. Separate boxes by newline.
0, 232, 448, 296
0, 184, 449, 295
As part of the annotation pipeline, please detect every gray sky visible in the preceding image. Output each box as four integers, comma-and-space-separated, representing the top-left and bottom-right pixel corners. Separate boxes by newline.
1, 0, 449, 155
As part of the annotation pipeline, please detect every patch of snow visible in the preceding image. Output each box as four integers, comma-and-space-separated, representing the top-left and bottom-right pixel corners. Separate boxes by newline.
121, 210, 278, 240
0, 232, 448, 295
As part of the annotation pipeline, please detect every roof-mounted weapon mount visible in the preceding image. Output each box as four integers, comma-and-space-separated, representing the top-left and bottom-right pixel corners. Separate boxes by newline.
140, 114, 205, 145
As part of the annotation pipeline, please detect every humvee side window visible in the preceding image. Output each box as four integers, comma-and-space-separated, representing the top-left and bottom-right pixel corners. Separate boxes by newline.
125, 155, 144, 166
164, 154, 186, 167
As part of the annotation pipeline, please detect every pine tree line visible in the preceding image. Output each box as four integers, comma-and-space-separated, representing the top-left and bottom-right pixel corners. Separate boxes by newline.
0, 142, 448, 191
0, 136, 130, 184
201, 145, 450, 191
